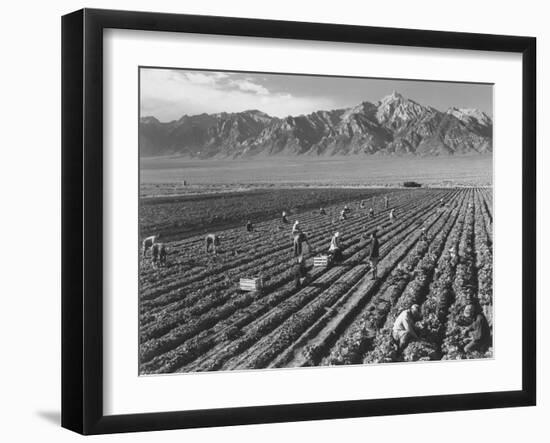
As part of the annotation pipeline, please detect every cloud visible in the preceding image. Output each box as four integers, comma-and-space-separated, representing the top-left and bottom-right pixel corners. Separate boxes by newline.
140, 69, 336, 121
229, 78, 269, 95
183, 72, 220, 85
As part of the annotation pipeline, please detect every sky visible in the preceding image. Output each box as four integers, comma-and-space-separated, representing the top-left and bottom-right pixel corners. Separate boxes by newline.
140, 68, 493, 122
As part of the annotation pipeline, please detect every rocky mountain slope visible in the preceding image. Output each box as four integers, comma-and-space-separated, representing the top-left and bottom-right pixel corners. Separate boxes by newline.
140, 92, 492, 158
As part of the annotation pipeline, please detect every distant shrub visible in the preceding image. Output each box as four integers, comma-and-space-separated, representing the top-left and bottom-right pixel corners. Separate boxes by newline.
403, 181, 422, 188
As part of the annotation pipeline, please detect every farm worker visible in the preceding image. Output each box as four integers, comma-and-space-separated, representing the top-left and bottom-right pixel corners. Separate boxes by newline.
360, 200, 365, 209
293, 232, 312, 258
440, 197, 445, 207
159, 243, 167, 267
142, 234, 158, 258
369, 207, 374, 218
151, 242, 160, 268
344, 205, 350, 213
282, 211, 289, 224
320, 207, 327, 215
293, 255, 309, 289
292, 220, 302, 236
246, 220, 253, 232
392, 304, 422, 351
328, 231, 343, 262
205, 233, 220, 254
389, 209, 395, 223
384, 196, 389, 209
461, 304, 491, 353
339, 209, 347, 221
368, 230, 380, 279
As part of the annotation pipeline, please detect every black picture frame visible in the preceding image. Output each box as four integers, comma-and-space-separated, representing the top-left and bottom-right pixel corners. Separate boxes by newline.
61, 8, 536, 435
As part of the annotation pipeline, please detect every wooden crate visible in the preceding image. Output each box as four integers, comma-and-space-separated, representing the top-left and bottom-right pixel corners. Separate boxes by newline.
239, 277, 263, 292
313, 255, 331, 267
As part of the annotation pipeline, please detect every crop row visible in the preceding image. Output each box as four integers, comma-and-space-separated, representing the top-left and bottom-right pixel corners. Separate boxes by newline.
139, 191, 426, 341
383, 190, 471, 362
212, 191, 458, 371
139, 190, 419, 304
319, 190, 466, 366
362, 190, 470, 363
271, 191, 464, 368
441, 191, 492, 360
140, 190, 452, 373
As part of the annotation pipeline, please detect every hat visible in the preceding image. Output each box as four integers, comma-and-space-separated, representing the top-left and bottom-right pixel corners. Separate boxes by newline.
335, 232, 340, 237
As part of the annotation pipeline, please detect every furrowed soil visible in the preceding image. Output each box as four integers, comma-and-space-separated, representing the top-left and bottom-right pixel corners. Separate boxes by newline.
139, 187, 493, 374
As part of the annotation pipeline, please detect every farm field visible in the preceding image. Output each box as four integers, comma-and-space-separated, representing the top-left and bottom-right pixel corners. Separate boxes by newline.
139, 187, 493, 374
140, 187, 393, 239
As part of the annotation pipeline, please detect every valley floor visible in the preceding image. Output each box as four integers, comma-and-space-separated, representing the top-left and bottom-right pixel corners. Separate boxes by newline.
140, 155, 493, 197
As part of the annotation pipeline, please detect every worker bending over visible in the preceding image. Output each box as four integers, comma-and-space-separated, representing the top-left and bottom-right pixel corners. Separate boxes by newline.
293, 231, 312, 258
142, 234, 159, 258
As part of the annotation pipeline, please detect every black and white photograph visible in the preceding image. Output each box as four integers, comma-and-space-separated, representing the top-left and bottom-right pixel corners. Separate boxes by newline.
138, 68, 494, 374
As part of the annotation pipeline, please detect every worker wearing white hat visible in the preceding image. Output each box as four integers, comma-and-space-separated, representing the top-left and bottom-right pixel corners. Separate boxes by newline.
328, 231, 343, 262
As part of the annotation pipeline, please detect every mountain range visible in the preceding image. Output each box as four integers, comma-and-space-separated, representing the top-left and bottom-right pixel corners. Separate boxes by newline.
139, 91, 492, 158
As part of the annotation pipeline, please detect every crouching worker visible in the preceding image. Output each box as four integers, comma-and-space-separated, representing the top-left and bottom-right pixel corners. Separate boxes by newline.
320, 207, 327, 215
205, 233, 220, 254
282, 211, 289, 224
461, 304, 491, 353
293, 255, 309, 289
392, 304, 422, 351
246, 220, 253, 232
328, 231, 343, 262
